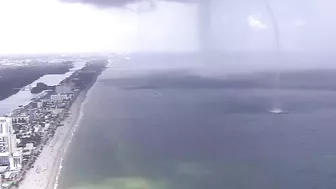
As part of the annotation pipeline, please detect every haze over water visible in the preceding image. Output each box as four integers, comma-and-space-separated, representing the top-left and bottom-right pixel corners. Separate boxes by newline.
58, 54, 336, 189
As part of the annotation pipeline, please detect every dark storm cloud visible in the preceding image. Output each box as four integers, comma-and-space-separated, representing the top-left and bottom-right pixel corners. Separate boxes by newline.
60, 0, 196, 8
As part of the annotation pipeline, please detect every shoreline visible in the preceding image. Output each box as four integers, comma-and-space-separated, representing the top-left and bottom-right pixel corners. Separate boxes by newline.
48, 90, 87, 189
17, 90, 87, 189
48, 77, 98, 189
17, 68, 104, 189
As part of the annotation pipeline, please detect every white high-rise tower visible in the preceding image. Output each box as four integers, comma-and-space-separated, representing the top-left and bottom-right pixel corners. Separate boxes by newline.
0, 117, 22, 171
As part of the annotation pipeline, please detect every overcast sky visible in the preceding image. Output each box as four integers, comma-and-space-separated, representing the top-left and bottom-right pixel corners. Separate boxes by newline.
0, 0, 336, 54
0, 0, 198, 54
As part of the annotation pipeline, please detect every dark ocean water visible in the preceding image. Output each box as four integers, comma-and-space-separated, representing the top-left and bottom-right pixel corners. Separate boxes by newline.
59, 54, 336, 189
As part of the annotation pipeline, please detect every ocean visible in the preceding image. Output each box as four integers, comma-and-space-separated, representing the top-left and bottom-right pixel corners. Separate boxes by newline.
59, 54, 336, 189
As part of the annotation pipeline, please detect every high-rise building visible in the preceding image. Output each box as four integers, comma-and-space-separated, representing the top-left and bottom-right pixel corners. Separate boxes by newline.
0, 117, 22, 171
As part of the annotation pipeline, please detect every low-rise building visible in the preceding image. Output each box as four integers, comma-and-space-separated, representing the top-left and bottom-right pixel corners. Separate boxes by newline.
31, 101, 44, 109
43, 123, 50, 132
11, 114, 30, 124
37, 101, 44, 109
22, 143, 34, 157
50, 94, 68, 102
56, 84, 72, 94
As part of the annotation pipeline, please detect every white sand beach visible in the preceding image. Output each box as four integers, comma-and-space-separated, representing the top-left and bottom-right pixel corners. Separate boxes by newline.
18, 91, 87, 189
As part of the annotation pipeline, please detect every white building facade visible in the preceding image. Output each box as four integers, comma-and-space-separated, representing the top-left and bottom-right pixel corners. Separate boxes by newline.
0, 117, 22, 171
51, 94, 69, 102
11, 114, 30, 124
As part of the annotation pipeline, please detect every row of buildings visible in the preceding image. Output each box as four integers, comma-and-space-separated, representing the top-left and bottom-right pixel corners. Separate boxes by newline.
0, 82, 78, 188
0, 60, 106, 188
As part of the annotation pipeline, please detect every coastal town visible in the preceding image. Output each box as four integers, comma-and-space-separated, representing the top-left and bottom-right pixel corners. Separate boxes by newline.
0, 60, 107, 188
